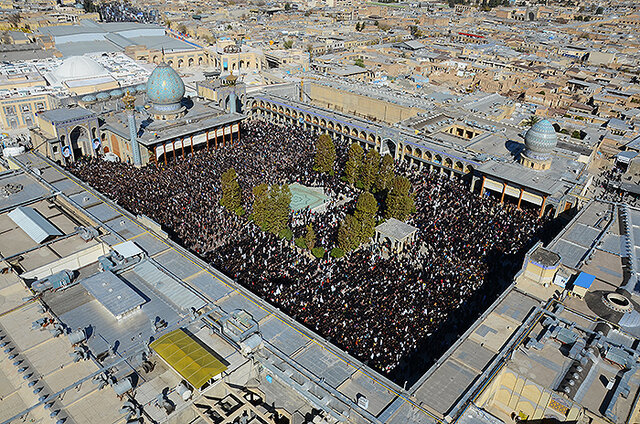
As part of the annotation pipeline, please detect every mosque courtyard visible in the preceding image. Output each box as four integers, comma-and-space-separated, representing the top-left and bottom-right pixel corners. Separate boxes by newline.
67, 119, 554, 383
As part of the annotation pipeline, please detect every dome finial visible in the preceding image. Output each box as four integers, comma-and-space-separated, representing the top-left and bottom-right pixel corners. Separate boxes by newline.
123, 90, 135, 110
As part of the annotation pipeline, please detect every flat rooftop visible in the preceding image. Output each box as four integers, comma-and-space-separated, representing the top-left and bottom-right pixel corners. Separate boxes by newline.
489, 305, 640, 424
0, 262, 125, 424
79, 270, 146, 319
102, 100, 243, 147
0, 152, 440, 423
410, 288, 541, 419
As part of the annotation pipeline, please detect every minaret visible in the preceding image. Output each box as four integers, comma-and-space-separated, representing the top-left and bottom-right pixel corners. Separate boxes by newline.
229, 91, 237, 114
300, 79, 304, 102
225, 70, 239, 114
123, 91, 142, 167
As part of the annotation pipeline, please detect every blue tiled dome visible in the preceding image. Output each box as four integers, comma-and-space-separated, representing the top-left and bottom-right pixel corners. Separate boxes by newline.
524, 119, 557, 160
146, 63, 184, 107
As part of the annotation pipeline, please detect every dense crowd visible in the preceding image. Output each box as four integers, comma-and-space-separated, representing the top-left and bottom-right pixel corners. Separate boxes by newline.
68, 120, 549, 377
98, 2, 158, 23
596, 167, 640, 206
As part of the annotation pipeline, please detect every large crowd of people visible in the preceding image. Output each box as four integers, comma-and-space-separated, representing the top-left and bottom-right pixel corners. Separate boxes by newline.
68, 120, 550, 379
97, 2, 158, 23
595, 166, 640, 206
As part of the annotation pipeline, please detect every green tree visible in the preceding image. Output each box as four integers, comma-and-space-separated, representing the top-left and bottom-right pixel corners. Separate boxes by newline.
354, 191, 378, 243
220, 168, 244, 215
595, 6, 604, 14
521, 115, 540, 127
354, 58, 365, 68
284, 2, 292, 10
338, 214, 360, 252
385, 176, 415, 221
361, 149, 380, 191
340, 191, 382, 250
304, 224, 316, 251
279, 227, 293, 240
374, 154, 394, 192
409, 25, 422, 38
311, 246, 325, 258
252, 183, 291, 234
283, 39, 294, 49
269, 184, 291, 235
252, 183, 270, 230
344, 143, 363, 186
314, 133, 336, 174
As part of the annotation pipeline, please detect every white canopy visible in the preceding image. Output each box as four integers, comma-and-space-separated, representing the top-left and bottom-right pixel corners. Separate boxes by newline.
112, 241, 143, 258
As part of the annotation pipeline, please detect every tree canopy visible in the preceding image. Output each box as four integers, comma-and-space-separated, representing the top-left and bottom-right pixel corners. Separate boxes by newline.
314, 133, 337, 174
361, 149, 380, 191
375, 154, 395, 193
220, 168, 244, 216
252, 183, 291, 235
354, 191, 378, 242
385, 175, 415, 221
304, 224, 316, 251
338, 214, 361, 252
338, 192, 379, 251
344, 143, 363, 185
521, 115, 540, 127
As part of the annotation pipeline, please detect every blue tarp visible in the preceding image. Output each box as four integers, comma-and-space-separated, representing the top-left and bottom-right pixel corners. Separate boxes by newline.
574, 272, 595, 289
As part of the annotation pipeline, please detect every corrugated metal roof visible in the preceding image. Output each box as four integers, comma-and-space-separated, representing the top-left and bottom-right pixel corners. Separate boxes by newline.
80, 270, 145, 319
131, 260, 206, 311
8, 206, 63, 243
